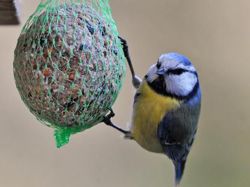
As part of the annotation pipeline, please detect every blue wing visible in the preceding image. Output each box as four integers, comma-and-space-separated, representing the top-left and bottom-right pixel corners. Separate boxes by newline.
157, 101, 201, 161
157, 100, 200, 184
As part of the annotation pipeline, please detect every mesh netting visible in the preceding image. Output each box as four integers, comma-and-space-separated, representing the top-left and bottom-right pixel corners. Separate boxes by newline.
13, 0, 126, 148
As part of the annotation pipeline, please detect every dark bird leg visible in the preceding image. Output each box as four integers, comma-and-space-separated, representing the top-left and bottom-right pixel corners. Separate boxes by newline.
119, 36, 141, 89
102, 109, 132, 137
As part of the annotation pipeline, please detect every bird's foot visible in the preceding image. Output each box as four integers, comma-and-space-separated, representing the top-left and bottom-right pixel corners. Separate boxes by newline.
118, 36, 141, 89
118, 36, 129, 56
103, 108, 115, 122
102, 109, 131, 136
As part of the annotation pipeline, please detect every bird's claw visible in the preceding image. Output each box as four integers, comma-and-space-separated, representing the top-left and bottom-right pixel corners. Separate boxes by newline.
107, 108, 115, 118
118, 36, 129, 55
102, 109, 132, 136
102, 109, 115, 124
119, 36, 141, 89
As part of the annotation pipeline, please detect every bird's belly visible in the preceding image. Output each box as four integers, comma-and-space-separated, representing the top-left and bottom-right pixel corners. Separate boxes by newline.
132, 109, 163, 153
131, 92, 180, 153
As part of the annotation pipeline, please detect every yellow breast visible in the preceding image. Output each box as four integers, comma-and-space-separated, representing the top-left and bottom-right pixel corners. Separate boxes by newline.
131, 80, 180, 153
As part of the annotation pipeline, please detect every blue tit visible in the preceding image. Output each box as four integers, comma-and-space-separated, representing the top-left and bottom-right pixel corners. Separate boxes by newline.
102, 37, 201, 187
130, 52, 201, 187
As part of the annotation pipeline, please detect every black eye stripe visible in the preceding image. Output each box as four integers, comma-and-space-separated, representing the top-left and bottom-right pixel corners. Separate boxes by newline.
167, 68, 187, 75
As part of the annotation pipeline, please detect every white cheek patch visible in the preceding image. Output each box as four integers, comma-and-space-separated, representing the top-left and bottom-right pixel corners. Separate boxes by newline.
146, 64, 159, 82
165, 72, 197, 96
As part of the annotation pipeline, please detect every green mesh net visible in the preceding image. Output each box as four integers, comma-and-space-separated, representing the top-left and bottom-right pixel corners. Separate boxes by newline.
13, 0, 126, 148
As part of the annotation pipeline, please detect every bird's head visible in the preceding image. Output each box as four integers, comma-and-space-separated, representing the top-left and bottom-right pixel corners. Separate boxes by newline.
145, 52, 199, 100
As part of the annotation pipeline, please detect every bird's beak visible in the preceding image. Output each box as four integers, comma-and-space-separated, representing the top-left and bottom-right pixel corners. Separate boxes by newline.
156, 68, 165, 76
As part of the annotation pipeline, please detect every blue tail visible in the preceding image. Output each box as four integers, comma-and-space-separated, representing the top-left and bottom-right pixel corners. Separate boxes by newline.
174, 160, 186, 186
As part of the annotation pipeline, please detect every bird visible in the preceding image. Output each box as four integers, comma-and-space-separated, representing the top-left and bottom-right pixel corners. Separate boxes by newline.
130, 52, 201, 186
103, 38, 201, 187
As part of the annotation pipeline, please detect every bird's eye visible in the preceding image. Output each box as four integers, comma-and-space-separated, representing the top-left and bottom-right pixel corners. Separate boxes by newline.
168, 68, 187, 75
156, 61, 161, 68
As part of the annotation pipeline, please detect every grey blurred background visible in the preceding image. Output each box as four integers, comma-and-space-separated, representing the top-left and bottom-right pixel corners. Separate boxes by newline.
0, 0, 249, 187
